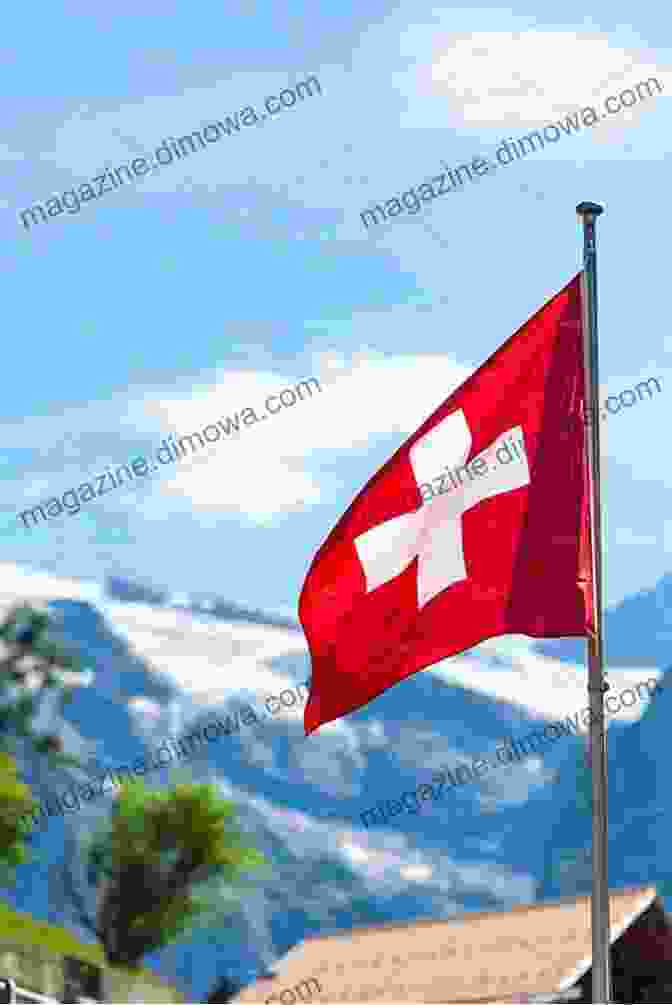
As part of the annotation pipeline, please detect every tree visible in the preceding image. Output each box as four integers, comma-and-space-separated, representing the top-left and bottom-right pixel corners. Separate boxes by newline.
0, 602, 92, 893
0, 751, 38, 887
65, 776, 265, 968
0, 603, 93, 769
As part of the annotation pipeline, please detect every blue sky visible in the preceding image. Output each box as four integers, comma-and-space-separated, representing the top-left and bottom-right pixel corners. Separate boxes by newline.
1, 2, 671, 617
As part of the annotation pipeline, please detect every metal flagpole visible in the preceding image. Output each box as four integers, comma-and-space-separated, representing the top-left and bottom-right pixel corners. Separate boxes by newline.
576, 201, 610, 1004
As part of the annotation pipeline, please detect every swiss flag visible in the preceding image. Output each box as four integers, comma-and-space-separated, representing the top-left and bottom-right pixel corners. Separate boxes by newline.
300, 274, 592, 734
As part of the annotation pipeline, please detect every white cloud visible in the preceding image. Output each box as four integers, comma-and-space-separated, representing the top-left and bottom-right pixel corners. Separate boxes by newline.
425, 32, 668, 131
134, 352, 469, 522
1, 342, 467, 526
103, 345, 670, 533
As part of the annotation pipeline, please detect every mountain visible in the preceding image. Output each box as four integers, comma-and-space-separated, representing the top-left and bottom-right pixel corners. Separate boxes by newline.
0, 561, 667, 1002
105, 575, 300, 631
535, 571, 672, 667
538, 662, 672, 901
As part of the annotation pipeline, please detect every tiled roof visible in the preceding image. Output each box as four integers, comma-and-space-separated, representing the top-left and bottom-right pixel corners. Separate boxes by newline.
235, 886, 657, 1003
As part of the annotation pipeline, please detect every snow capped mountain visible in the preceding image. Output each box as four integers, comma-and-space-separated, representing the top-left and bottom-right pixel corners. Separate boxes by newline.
102, 600, 306, 711
0, 559, 668, 1002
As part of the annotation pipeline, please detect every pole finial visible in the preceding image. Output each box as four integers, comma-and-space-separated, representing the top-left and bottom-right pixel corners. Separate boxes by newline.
576, 201, 604, 218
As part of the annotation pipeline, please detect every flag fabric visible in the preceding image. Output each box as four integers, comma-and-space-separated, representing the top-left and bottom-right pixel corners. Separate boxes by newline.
300, 274, 592, 735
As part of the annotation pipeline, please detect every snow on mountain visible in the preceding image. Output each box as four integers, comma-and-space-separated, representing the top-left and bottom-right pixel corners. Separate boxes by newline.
435, 634, 662, 726
0, 562, 105, 607
0, 560, 659, 733
101, 601, 307, 709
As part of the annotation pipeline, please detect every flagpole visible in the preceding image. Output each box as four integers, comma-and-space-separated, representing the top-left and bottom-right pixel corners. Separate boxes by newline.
576, 201, 610, 1004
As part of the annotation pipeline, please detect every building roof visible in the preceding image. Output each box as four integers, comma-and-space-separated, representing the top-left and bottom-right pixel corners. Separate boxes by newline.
234, 886, 658, 1003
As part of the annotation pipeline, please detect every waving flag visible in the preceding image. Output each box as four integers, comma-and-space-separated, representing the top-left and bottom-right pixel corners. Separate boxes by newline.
300, 274, 592, 735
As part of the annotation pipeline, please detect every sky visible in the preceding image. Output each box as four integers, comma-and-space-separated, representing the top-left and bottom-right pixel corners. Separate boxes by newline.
2, 2, 671, 618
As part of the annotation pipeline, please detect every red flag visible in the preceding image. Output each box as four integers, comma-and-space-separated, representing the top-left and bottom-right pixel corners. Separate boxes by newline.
300, 274, 592, 734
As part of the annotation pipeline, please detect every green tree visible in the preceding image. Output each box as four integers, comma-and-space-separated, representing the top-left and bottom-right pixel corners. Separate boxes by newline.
0, 751, 38, 887
0, 602, 93, 890
0, 603, 93, 769
66, 777, 265, 968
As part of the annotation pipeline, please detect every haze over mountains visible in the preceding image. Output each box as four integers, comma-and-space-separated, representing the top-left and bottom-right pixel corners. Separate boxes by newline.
0, 560, 667, 1002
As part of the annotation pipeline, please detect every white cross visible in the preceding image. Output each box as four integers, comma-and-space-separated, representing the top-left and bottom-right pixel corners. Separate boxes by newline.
354, 410, 531, 609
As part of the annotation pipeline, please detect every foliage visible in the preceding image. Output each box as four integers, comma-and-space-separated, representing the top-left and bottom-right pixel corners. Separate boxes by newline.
79, 777, 266, 967
0, 896, 108, 967
0, 602, 93, 884
0, 602, 264, 993
0, 895, 181, 1003
0, 603, 93, 770
0, 751, 38, 887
